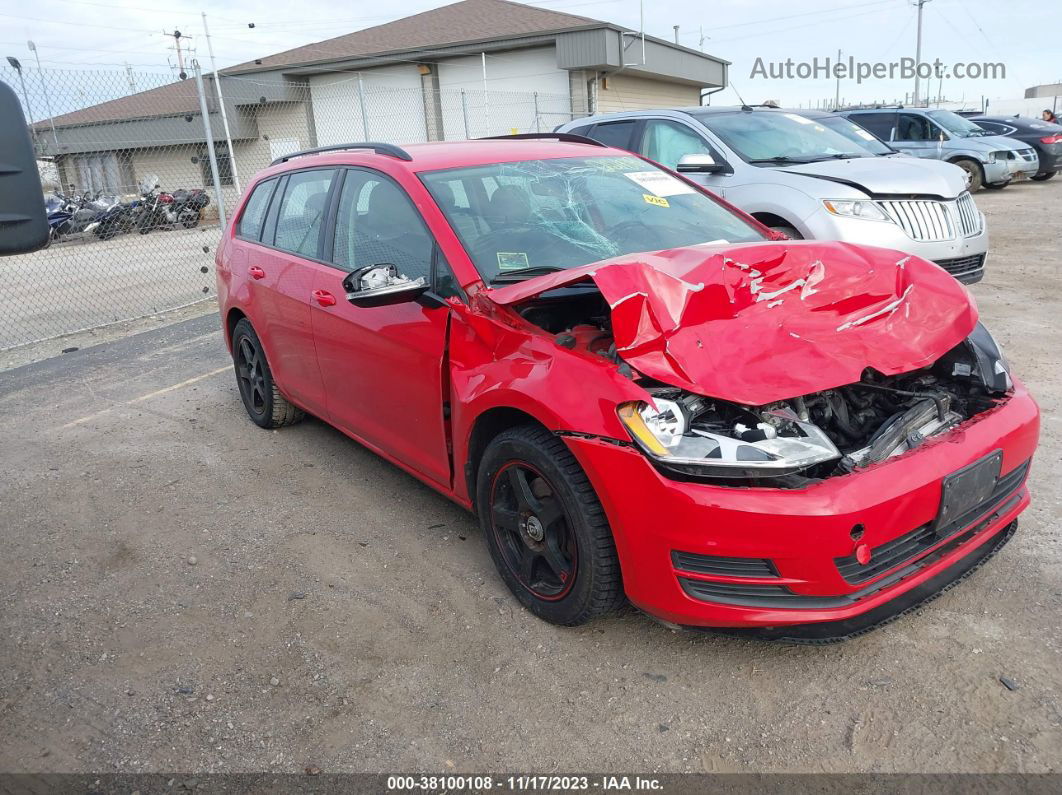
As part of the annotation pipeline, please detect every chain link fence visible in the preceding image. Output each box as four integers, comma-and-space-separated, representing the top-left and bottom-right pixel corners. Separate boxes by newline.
0, 63, 580, 351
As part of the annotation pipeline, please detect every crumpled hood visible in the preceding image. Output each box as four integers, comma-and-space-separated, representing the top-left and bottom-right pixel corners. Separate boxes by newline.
487, 241, 978, 406
779, 157, 968, 198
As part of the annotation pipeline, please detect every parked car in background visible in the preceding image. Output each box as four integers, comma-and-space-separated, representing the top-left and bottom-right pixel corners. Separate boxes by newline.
557, 106, 989, 284
216, 137, 1038, 641
964, 115, 1062, 181
841, 107, 1040, 190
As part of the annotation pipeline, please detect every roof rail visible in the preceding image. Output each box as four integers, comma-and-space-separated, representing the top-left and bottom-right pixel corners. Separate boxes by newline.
477, 132, 606, 147
270, 142, 413, 166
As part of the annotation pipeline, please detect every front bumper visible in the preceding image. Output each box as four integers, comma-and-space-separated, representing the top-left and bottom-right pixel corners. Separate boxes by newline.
804, 210, 989, 282
983, 159, 1014, 185
564, 384, 1039, 634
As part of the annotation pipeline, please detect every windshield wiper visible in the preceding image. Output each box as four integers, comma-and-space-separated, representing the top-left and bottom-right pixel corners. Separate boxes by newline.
489, 265, 567, 284
748, 156, 819, 164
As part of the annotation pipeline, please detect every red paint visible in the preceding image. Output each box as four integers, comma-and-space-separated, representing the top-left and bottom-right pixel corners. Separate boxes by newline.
855, 543, 872, 565
488, 242, 977, 405
312, 289, 336, 307
215, 139, 1040, 631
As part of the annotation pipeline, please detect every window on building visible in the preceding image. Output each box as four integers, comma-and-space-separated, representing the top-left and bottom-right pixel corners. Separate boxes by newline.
199, 145, 234, 186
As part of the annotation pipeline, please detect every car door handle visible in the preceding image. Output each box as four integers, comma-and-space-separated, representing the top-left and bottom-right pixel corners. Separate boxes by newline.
248, 265, 266, 280
312, 289, 337, 307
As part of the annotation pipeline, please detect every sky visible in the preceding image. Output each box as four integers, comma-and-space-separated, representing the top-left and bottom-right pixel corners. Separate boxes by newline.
0, 0, 1057, 109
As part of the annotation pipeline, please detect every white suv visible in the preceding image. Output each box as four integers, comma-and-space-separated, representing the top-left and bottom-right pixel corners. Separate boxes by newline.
557, 106, 989, 284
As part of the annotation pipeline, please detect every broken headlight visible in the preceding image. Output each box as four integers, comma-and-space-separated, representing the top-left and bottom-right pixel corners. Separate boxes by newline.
617, 394, 841, 478
966, 321, 1012, 394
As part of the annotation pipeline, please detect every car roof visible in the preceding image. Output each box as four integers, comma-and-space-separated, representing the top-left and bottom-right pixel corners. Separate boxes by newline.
973, 115, 1062, 130
259, 139, 629, 177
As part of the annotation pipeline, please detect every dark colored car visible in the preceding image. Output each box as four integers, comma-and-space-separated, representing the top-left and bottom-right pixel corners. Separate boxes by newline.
966, 115, 1062, 181
215, 136, 1038, 642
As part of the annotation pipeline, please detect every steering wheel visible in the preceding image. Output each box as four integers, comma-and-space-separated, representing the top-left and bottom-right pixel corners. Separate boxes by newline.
604, 219, 665, 251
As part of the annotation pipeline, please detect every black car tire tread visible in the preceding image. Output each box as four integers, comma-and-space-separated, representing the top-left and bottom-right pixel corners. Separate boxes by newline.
231, 319, 304, 429
477, 425, 625, 626
1031, 171, 1056, 181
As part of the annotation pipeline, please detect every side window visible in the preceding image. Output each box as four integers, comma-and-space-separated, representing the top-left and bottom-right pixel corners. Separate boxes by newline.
849, 113, 895, 141
641, 120, 714, 170
977, 121, 1004, 134
332, 170, 433, 282
897, 114, 933, 141
273, 169, 336, 258
587, 120, 636, 150
434, 250, 462, 300
237, 178, 275, 241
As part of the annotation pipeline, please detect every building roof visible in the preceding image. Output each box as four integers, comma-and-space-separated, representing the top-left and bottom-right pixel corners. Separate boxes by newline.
41, 0, 604, 130
226, 0, 600, 74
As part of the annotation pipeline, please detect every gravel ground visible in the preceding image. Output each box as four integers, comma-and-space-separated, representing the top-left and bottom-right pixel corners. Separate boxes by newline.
0, 225, 218, 351
1, 178, 1060, 774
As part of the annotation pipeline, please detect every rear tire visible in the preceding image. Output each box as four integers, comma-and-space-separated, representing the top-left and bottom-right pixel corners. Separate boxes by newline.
1031, 171, 1056, 181
953, 159, 984, 191
476, 425, 624, 626
230, 318, 304, 429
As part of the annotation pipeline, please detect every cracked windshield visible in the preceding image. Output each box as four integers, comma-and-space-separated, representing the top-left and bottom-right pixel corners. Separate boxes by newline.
420, 155, 764, 283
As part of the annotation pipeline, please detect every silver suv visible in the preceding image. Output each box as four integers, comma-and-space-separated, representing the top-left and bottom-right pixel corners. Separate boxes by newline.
557, 106, 989, 284
841, 107, 1040, 190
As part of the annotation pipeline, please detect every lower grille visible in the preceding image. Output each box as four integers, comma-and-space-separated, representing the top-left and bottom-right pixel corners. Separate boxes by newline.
934, 253, 985, 279
671, 551, 778, 578
835, 459, 1030, 585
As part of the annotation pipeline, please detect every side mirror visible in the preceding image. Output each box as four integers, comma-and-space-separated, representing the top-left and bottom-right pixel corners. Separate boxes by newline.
342, 263, 427, 307
0, 81, 49, 255
676, 153, 726, 174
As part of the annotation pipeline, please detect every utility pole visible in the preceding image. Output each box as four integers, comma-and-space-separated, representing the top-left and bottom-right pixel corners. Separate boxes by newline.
202, 12, 240, 193
834, 48, 842, 109
165, 30, 189, 79
912, 0, 932, 106
124, 62, 137, 94
27, 42, 58, 148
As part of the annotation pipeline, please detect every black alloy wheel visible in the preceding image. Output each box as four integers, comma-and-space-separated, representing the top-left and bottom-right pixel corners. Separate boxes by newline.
489, 461, 578, 601
230, 318, 304, 429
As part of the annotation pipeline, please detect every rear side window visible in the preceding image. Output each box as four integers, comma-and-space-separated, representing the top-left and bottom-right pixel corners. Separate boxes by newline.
273, 169, 337, 258
587, 120, 636, 150
237, 179, 275, 240
849, 113, 896, 141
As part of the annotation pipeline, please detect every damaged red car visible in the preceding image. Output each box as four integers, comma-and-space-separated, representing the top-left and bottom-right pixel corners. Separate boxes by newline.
216, 135, 1038, 642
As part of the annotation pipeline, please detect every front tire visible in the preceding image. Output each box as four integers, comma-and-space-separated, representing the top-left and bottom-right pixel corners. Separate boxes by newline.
230, 318, 304, 429
476, 425, 624, 626
1031, 171, 1056, 181
953, 159, 984, 191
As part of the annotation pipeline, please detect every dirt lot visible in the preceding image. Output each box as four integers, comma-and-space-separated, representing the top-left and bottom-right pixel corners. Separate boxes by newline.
1, 179, 1061, 775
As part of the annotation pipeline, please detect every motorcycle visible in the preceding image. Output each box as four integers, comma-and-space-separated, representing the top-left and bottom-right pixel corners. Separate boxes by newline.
43, 190, 123, 245
137, 174, 210, 234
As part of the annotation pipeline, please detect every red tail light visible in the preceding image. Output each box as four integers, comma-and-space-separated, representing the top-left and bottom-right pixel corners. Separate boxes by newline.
1040, 134, 1062, 144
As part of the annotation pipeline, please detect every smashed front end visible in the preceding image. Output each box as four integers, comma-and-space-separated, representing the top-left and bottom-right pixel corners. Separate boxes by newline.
487, 241, 1038, 638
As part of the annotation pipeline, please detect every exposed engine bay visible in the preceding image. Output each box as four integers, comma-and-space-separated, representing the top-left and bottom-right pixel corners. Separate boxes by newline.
518, 290, 1012, 487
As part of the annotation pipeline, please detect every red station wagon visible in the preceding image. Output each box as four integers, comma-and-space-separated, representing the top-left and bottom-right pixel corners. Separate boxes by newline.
216, 135, 1038, 642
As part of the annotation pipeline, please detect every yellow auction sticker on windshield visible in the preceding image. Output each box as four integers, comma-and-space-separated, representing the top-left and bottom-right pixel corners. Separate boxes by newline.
497, 252, 530, 271
643, 194, 670, 208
